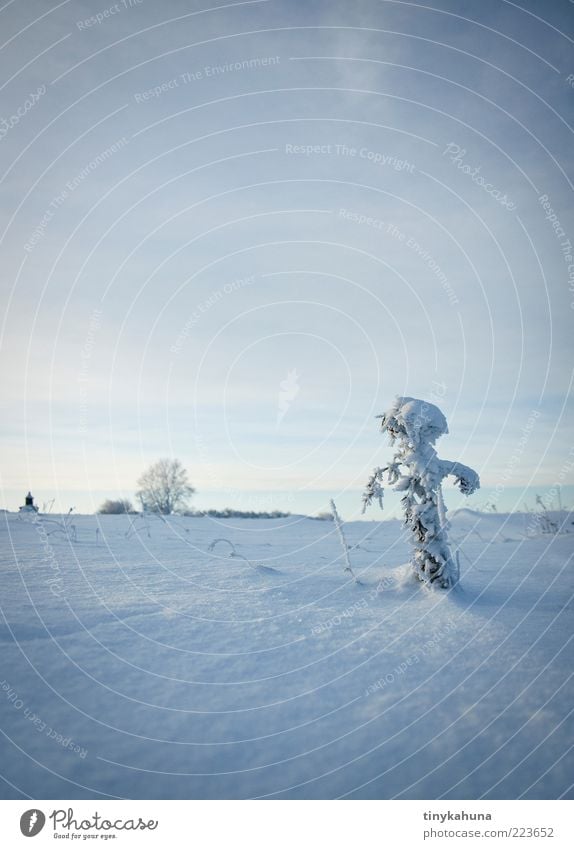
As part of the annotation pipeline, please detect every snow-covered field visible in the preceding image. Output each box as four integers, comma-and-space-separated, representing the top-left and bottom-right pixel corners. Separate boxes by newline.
1, 509, 572, 800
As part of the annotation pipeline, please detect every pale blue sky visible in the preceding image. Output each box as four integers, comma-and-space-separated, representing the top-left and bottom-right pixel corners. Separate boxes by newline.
0, 0, 572, 517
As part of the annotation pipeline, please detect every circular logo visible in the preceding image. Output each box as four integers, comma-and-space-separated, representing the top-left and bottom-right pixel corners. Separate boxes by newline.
19, 810, 45, 837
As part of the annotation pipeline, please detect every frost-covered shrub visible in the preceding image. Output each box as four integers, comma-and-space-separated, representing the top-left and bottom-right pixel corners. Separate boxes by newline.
362, 396, 480, 588
98, 499, 135, 514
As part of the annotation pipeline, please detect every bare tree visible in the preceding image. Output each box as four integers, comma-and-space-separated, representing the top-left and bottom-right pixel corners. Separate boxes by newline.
136, 458, 195, 515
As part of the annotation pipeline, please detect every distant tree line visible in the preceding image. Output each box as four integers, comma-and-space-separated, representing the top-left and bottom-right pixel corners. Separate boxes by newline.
184, 508, 291, 519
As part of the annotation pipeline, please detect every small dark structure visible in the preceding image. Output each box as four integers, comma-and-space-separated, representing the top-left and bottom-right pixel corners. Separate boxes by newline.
19, 492, 39, 513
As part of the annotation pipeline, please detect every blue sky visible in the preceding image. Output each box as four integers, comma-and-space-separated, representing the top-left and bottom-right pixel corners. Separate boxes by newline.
0, 0, 573, 518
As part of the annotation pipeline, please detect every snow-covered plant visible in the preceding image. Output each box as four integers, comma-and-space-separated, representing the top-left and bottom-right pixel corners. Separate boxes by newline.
330, 499, 358, 582
362, 396, 480, 589
42, 508, 77, 542
534, 495, 558, 535
208, 538, 237, 556
125, 512, 151, 539
207, 537, 275, 572
361, 467, 385, 513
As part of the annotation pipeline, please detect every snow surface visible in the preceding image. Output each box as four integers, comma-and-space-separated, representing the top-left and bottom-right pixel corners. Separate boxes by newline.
0, 509, 573, 800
